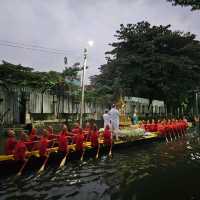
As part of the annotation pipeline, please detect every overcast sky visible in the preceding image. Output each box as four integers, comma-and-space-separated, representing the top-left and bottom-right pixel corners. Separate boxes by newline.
0, 0, 199, 82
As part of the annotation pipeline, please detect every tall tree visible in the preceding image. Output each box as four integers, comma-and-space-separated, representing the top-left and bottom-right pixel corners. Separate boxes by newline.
92, 21, 200, 112
167, 0, 200, 10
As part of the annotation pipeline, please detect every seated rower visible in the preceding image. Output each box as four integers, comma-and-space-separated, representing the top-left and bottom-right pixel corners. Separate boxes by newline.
47, 126, 56, 140
73, 128, 85, 158
90, 124, 99, 148
103, 125, 112, 148
38, 129, 49, 157
14, 132, 27, 161
58, 125, 68, 155
71, 122, 81, 135
83, 122, 92, 141
29, 127, 38, 141
5, 129, 17, 155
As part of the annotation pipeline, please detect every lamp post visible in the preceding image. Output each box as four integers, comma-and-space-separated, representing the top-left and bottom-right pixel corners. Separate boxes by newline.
79, 40, 94, 128
80, 48, 87, 128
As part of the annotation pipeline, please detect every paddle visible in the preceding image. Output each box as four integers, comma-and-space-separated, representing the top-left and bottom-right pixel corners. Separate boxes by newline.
16, 158, 29, 176
37, 140, 56, 174
108, 141, 112, 157
95, 141, 100, 159
80, 149, 85, 161
16, 141, 38, 176
59, 150, 69, 168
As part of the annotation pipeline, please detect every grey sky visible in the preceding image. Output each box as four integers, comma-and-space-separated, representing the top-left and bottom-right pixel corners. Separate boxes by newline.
0, 0, 199, 82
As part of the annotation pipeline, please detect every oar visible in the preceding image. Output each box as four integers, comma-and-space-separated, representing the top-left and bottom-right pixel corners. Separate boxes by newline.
37, 140, 56, 174
172, 128, 177, 140
59, 150, 69, 168
80, 148, 85, 161
37, 154, 50, 174
16, 158, 29, 176
108, 142, 112, 157
16, 141, 37, 176
95, 142, 100, 159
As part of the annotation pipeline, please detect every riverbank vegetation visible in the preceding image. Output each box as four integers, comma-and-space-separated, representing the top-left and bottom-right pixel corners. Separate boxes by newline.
91, 21, 200, 113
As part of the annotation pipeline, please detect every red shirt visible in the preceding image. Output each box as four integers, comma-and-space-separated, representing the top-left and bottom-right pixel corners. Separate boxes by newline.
74, 133, 84, 151
150, 123, 157, 132
48, 130, 55, 140
157, 124, 165, 135
83, 128, 91, 140
5, 136, 17, 155
145, 124, 151, 132
14, 140, 27, 161
39, 137, 49, 157
103, 129, 112, 145
29, 128, 38, 141
58, 133, 68, 152
90, 131, 99, 147
72, 128, 81, 135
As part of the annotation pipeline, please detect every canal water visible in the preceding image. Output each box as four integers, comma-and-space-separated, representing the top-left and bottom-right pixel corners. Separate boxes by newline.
1, 131, 200, 200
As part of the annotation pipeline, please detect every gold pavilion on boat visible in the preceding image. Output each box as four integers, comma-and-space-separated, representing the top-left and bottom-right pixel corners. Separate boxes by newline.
116, 96, 132, 127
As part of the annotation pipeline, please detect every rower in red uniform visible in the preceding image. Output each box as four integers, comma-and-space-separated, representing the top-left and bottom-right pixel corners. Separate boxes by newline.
72, 123, 81, 135
47, 126, 56, 140
38, 129, 49, 157
14, 132, 27, 161
103, 125, 112, 146
90, 124, 99, 148
157, 121, 168, 141
73, 128, 85, 158
5, 129, 17, 155
58, 125, 68, 154
145, 120, 151, 132
150, 119, 157, 132
29, 127, 38, 141
83, 122, 92, 141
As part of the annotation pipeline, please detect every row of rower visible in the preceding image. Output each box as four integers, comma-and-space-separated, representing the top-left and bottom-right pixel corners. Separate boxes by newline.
140, 119, 188, 136
5, 123, 112, 161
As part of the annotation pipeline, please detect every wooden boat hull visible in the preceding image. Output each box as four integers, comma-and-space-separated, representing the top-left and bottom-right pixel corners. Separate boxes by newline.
0, 133, 162, 177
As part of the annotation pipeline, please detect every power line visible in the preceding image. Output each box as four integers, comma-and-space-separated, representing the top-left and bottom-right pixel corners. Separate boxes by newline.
0, 40, 83, 61
0, 39, 75, 54
0, 42, 69, 55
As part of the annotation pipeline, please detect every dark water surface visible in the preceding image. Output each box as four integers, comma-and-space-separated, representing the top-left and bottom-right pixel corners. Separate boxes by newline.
1, 131, 200, 200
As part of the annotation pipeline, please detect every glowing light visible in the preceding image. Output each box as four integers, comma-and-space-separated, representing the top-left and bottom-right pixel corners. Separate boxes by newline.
88, 40, 94, 47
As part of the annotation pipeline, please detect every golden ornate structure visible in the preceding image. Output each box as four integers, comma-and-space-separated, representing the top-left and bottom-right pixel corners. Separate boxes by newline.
116, 96, 132, 127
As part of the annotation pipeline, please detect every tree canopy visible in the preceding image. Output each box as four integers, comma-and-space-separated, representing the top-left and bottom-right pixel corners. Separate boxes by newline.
91, 21, 200, 111
167, 0, 200, 10
0, 61, 81, 92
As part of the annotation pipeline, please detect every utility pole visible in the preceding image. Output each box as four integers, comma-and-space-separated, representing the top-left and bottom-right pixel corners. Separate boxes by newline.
196, 91, 199, 117
80, 48, 87, 128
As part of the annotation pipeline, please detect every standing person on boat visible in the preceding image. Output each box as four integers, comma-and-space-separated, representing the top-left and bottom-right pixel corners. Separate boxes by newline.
103, 109, 110, 129
5, 129, 17, 155
132, 112, 139, 125
14, 132, 27, 161
38, 129, 49, 157
109, 104, 120, 140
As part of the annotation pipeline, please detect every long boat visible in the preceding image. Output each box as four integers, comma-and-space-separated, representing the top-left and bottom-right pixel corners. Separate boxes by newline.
0, 132, 169, 177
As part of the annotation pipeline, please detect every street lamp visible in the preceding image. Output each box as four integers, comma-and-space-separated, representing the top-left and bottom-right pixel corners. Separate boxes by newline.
80, 41, 94, 128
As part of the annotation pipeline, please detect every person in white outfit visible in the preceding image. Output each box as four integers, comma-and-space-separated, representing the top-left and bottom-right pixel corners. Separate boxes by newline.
109, 104, 120, 140
103, 109, 110, 128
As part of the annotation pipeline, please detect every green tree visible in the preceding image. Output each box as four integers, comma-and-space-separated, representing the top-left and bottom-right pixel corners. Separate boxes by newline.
167, 0, 200, 10
92, 21, 200, 113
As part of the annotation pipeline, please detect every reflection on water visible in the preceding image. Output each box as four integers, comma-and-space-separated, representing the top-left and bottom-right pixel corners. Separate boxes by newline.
1, 131, 200, 200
